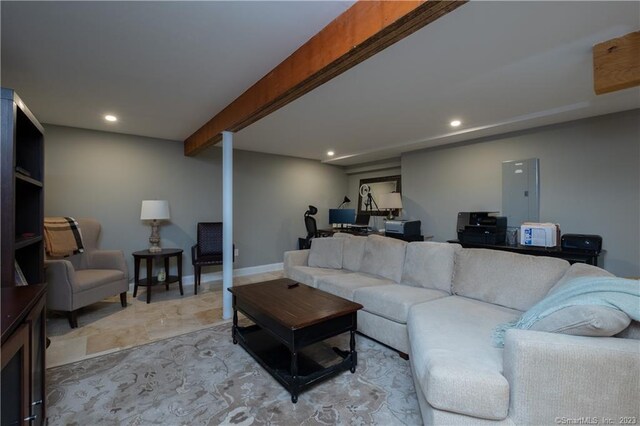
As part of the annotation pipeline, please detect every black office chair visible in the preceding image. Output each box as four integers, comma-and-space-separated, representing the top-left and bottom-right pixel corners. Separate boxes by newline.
191, 222, 234, 295
300, 206, 330, 249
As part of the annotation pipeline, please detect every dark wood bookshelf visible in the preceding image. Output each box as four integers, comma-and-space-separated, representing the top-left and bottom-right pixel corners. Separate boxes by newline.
1, 87, 45, 287
1, 89, 47, 425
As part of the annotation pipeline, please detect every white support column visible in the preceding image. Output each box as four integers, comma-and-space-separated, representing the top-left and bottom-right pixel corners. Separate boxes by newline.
222, 131, 233, 320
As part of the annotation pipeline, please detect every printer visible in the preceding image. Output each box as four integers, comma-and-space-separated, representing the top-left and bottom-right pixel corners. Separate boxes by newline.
457, 212, 507, 245
385, 220, 421, 236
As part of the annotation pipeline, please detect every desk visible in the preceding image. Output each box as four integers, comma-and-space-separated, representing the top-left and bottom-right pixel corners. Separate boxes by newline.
319, 228, 430, 242
448, 240, 601, 266
132, 249, 184, 303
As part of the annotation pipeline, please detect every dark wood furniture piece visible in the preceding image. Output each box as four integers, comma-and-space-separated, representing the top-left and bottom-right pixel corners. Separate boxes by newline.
319, 228, 430, 243
1, 284, 47, 425
191, 222, 234, 295
1, 88, 45, 288
132, 249, 184, 304
448, 240, 601, 266
229, 278, 363, 403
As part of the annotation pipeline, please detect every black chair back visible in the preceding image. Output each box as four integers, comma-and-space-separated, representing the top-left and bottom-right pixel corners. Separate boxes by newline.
304, 215, 318, 239
197, 222, 223, 256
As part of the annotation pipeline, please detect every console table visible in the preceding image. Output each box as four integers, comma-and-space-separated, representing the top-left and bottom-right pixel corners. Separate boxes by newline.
132, 249, 184, 303
448, 240, 601, 266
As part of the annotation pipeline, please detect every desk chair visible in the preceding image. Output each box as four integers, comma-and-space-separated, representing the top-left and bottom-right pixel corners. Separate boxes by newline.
191, 222, 234, 295
301, 206, 330, 249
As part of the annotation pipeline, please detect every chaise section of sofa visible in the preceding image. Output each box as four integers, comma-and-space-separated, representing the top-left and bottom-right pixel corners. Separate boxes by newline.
284, 234, 639, 425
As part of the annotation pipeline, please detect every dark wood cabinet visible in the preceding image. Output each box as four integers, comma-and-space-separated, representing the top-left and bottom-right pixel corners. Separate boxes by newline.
1, 89, 47, 425
1, 88, 45, 288
1, 285, 47, 425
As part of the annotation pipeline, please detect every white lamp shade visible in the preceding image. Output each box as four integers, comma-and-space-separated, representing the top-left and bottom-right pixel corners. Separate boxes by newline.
378, 192, 403, 210
140, 200, 170, 220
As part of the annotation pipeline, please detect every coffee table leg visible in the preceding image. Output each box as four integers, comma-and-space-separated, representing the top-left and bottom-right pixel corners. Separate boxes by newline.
350, 330, 357, 374
291, 351, 299, 403
232, 307, 238, 344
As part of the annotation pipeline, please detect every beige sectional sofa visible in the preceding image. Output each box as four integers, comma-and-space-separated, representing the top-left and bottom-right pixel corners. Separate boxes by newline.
284, 234, 640, 425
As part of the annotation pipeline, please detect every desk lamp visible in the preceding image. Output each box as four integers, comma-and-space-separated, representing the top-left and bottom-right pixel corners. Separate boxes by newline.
337, 196, 351, 209
378, 192, 403, 220
140, 200, 170, 252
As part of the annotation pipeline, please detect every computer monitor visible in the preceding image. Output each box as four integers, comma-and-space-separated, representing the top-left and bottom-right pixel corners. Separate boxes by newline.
329, 208, 355, 225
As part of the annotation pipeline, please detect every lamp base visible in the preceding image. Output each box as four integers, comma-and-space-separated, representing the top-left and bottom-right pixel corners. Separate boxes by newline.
148, 220, 162, 253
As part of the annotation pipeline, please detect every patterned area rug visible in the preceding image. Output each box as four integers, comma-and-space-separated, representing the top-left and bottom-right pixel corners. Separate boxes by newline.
46, 321, 421, 425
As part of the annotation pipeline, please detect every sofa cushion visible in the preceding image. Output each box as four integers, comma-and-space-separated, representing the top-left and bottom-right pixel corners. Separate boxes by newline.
359, 235, 407, 282
530, 305, 631, 336
308, 237, 344, 269
317, 272, 393, 301
354, 284, 448, 324
286, 266, 352, 288
453, 248, 570, 311
547, 262, 614, 295
402, 242, 459, 293
407, 296, 521, 420
75, 269, 125, 291
342, 235, 367, 272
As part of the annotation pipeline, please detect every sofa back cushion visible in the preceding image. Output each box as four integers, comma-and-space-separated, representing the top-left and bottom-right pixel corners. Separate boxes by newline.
359, 235, 407, 283
453, 248, 570, 311
547, 262, 614, 294
308, 237, 344, 269
342, 235, 367, 271
402, 242, 459, 293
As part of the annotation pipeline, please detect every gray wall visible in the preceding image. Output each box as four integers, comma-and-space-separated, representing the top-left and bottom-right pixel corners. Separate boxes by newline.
402, 109, 640, 277
44, 125, 347, 277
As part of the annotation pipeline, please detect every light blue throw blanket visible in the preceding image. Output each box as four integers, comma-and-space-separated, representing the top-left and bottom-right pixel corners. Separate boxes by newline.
492, 276, 640, 347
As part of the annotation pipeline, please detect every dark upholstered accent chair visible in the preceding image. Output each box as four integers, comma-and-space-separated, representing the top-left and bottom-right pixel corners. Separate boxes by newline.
191, 222, 233, 295
45, 218, 128, 328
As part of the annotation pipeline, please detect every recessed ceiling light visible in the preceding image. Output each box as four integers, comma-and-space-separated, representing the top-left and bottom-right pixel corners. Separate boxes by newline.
327, 150, 335, 156
450, 119, 462, 127
104, 114, 118, 122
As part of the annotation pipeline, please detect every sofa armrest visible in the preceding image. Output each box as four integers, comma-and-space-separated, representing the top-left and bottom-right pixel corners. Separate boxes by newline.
284, 250, 309, 270
88, 250, 128, 279
503, 329, 640, 425
45, 259, 76, 311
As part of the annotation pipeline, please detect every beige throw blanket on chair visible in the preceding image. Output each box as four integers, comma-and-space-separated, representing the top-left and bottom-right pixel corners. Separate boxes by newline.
44, 217, 84, 257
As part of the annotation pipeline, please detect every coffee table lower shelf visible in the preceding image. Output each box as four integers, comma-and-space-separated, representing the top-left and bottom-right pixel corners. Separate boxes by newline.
234, 324, 355, 403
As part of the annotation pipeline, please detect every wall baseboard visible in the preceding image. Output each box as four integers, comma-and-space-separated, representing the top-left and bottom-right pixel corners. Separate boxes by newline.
128, 262, 284, 291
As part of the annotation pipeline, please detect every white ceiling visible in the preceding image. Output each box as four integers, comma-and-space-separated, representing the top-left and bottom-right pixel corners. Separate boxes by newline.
2, 1, 639, 166
0, 1, 353, 140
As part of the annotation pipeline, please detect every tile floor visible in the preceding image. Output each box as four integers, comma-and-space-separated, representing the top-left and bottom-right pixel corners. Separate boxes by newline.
46, 270, 284, 368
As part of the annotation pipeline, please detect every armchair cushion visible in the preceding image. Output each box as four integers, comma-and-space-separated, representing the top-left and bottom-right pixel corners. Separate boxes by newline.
75, 269, 126, 291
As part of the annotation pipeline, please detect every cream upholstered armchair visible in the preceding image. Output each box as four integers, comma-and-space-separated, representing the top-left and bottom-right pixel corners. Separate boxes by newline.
45, 218, 128, 328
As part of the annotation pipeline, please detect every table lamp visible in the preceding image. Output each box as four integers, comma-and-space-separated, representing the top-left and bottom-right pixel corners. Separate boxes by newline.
378, 192, 403, 220
140, 200, 170, 252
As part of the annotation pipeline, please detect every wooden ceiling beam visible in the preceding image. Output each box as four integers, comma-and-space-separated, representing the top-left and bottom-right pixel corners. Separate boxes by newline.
593, 31, 640, 95
184, 0, 467, 156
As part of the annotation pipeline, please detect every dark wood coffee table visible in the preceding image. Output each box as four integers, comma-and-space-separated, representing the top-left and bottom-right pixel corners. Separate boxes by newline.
228, 278, 363, 403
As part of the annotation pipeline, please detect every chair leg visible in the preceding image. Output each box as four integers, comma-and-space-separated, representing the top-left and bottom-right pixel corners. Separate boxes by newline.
194, 266, 200, 295
120, 292, 127, 307
68, 310, 78, 329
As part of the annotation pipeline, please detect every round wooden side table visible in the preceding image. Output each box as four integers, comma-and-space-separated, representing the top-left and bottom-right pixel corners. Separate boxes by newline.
132, 248, 184, 304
